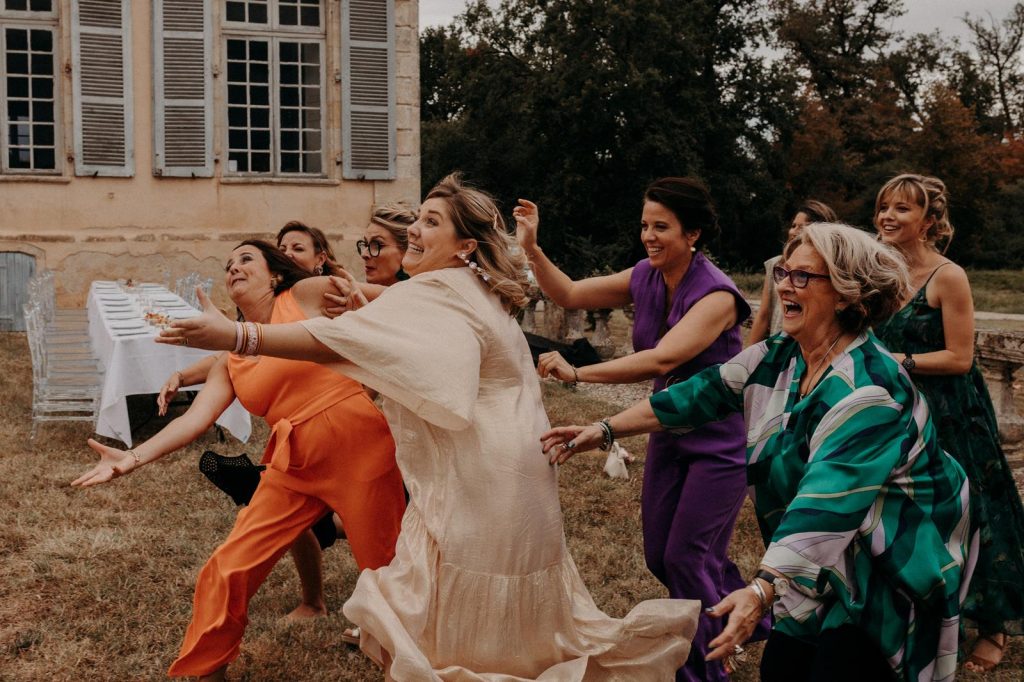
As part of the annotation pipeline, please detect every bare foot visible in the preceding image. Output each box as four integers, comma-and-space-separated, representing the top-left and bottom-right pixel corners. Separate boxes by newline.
283, 601, 328, 621
964, 632, 1007, 673
198, 665, 227, 682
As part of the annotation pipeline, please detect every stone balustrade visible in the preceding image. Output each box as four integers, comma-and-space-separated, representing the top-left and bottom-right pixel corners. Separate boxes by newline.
523, 298, 1024, 464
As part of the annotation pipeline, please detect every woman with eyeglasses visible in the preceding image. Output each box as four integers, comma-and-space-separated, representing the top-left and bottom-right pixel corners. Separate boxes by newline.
872, 174, 1024, 673
357, 205, 413, 286
515, 177, 758, 682
542, 223, 975, 682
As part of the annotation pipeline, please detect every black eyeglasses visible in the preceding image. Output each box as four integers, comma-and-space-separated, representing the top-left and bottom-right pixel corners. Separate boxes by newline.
356, 239, 385, 257
772, 265, 831, 289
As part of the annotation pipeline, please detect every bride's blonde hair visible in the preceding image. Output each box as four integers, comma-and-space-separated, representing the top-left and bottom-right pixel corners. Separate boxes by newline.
425, 173, 530, 313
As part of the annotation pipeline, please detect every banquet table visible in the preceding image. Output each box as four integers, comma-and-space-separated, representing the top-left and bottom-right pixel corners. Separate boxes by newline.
87, 281, 251, 447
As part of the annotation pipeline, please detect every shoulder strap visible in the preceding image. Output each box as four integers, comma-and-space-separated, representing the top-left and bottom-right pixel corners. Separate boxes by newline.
922, 261, 952, 289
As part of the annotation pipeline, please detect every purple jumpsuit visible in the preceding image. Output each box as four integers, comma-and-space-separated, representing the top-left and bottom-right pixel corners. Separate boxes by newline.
630, 254, 752, 682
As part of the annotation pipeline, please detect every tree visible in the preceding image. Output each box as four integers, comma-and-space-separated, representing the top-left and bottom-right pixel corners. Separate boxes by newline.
964, 3, 1024, 137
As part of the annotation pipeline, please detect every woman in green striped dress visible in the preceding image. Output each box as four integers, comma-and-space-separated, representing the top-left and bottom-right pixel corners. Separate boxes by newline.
543, 223, 975, 682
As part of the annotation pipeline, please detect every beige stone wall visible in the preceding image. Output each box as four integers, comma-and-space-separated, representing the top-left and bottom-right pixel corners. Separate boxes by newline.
0, 0, 420, 308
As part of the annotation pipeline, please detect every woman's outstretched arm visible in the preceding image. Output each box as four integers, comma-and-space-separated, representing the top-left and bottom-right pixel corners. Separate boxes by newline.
158, 288, 342, 363
72, 357, 236, 487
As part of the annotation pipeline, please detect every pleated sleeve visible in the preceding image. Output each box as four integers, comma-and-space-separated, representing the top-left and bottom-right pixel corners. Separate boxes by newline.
301, 273, 482, 431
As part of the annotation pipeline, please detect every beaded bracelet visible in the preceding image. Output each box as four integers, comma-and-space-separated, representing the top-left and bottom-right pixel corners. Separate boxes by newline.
233, 322, 246, 354
243, 321, 260, 356
596, 418, 615, 451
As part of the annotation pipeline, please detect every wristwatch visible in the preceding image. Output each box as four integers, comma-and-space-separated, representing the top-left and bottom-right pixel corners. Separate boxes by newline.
901, 353, 916, 372
754, 569, 789, 603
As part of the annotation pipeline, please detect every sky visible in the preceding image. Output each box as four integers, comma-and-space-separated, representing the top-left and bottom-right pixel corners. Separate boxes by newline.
419, 0, 1021, 42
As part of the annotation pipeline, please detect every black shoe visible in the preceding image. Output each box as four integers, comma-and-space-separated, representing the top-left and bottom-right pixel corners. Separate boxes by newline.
199, 450, 264, 506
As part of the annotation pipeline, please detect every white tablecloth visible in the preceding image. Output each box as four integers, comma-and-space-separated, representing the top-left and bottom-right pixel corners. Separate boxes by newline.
87, 281, 251, 447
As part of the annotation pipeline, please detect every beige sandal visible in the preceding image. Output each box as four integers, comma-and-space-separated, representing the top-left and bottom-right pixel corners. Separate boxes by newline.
341, 627, 360, 647
964, 633, 1007, 673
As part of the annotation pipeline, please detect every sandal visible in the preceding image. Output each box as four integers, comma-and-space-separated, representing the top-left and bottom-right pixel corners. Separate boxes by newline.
341, 627, 360, 647
964, 633, 1007, 673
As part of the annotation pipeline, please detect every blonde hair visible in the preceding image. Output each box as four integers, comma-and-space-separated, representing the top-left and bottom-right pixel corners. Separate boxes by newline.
425, 173, 530, 313
370, 203, 415, 252
875, 174, 955, 252
784, 223, 910, 334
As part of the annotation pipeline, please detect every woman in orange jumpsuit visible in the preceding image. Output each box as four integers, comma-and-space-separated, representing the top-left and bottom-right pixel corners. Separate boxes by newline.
72, 240, 405, 681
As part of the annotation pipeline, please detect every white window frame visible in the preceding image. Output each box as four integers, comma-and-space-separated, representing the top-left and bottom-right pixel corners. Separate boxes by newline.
0, 3, 61, 175
223, 0, 324, 36
221, 2, 327, 178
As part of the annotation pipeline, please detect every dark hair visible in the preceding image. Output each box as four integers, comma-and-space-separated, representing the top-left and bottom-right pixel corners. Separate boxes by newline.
643, 177, 720, 250
795, 199, 837, 224
234, 239, 313, 296
275, 220, 341, 275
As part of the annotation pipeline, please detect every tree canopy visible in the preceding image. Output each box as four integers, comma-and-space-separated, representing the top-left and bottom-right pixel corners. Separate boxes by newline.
421, 0, 1024, 273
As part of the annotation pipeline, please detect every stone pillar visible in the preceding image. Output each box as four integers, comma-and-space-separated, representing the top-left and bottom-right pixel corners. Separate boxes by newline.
976, 330, 1024, 466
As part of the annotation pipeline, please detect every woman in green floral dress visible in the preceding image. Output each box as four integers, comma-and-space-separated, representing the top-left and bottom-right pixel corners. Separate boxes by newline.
543, 223, 975, 682
872, 173, 1024, 673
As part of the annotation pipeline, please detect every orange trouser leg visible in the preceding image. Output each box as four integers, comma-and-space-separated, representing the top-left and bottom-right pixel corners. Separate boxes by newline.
167, 474, 326, 677
328, 465, 405, 571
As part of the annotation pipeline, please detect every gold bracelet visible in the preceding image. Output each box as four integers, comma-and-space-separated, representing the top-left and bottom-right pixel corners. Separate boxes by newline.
126, 449, 142, 469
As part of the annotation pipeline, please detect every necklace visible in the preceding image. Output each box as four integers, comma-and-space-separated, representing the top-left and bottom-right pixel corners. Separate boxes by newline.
800, 333, 843, 398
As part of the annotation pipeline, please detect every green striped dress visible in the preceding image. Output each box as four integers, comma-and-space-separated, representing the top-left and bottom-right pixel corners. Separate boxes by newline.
650, 332, 974, 682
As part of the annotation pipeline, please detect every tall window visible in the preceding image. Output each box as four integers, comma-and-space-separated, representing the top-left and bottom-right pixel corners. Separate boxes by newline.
223, 0, 324, 176
0, 0, 58, 174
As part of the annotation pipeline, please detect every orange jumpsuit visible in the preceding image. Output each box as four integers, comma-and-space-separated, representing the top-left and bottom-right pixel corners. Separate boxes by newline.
168, 290, 404, 676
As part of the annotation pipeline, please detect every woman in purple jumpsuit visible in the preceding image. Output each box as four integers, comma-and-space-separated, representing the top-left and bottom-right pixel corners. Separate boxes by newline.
515, 177, 756, 682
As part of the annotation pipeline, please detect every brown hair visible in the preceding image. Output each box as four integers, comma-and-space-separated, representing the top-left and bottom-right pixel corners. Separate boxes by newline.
276, 221, 341, 275
874, 174, 954, 252
795, 199, 837, 224
369, 204, 415, 251
425, 173, 530, 313
643, 177, 720, 250
234, 239, 313, 296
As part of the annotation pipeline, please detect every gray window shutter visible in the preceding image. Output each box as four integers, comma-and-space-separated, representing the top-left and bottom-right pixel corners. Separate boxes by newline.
71, 0, 134, 176
153, 0, 212, 177
342, 0, 395, 180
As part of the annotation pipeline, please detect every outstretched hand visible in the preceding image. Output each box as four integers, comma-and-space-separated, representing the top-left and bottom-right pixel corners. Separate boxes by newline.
540, 423, 604, 465
71, 438, 137, 487
157, 287, 235, 351
512, 199, 539, 254
323, 270, 369, 317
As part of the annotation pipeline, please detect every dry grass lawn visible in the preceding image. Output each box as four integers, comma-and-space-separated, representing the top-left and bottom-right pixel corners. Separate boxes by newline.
1, 330, 1021, 680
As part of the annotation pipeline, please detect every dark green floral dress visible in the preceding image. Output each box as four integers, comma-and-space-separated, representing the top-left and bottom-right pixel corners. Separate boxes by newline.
875, 273, 1024, 636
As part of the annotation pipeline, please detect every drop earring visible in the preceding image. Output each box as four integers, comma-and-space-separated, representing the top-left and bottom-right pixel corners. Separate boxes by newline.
456, 251, 491, 283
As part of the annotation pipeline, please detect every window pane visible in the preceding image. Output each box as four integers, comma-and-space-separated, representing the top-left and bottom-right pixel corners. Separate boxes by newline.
279, 5, 298, 25
301, 86, 319, 107
280, 152, 299, 173
250, 85, 269, 105
249, 2, 267, 23
8, 99, 29, 120
9, 148, 30, 169
251, 152, 270, 172
228, 84, 247, 104
227, 61, 246, 82
280, 64, 297, 85
300, 6, 319, 26
30, 53, 52, 74
7, 77, 29, 98
6, 28, 27, 50
250, 107, 269, 127
29, 0, 51, 10
301, 43, 319, 62
302, 152, 321, 173
281, 130, 298, 151
280, 107, 298, 129
228, 106, 247, 127
279, 42, 298, 62
280, 86, 298, 107
9, 123, 29, 145
33, 147, 55, 169
228, 129, 247, 149
301, 109, 320, 130
6, 0, 28, 11
225, 1, 245, 22
30, 29, 51, 52
7, 52, 29, 74
229, 151, 248, 172
33, 124, 53, 145
227, 39, 246, 60
249, 62, 268, 83
31, 77, 52, 99
32, 101, 53, 122
250, 41, 268, 61
250, 129, 270, 151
